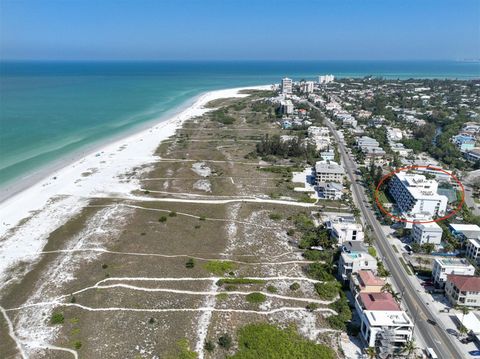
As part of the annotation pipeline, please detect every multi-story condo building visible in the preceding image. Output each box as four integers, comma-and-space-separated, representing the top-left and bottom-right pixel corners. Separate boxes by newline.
279, 99, 294, 115
281, 77, 293, 94
318, 74, 334, 84
432, 258, 475, 288
355, 292, 414, 349
300, 81, 314, 93
445, 275, 480, 307
411, 222, 443, 246
388, 172, 448, 219
315, 161, 345, 183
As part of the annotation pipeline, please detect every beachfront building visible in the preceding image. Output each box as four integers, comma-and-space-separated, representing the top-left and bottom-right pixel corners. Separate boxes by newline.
432, 258, 475, 288
338, 243, 377, 282
411, 222, 443, 246
355, 292, 414, 349
466, 238, 480, 264
445, 275, 480, 307
315, 161, 345, 184
350, 270, 385, 296
316, 182, 344, 200
318, 74, 334, 84
388, 172, 448, 219
331, 221, 364, 246
281, 77, 293, 94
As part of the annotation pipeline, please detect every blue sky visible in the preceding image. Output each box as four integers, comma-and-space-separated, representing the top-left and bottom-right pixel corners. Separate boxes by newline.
1, 0, 479, 60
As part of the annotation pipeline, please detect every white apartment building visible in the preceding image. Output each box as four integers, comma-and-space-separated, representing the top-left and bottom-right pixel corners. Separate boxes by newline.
445, 275, 480, 307
338, 251, 377, 282
281, 77, 293, 94
318, 74, 334, 84
280, 99, 294, 115
388, 172, 448, 219
300, 81, 314, 93
466, 237, 480, 264
432, 258, 475, 288
355, 292, 414, 348
331, 221, 364, 246
315, 161, 345, 183
317, 182, 344, 200
359, 310, 414, 348
411, 222, 443, 246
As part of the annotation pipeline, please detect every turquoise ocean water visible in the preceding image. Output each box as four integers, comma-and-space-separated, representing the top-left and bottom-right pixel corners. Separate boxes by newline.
1, 60, 479, 189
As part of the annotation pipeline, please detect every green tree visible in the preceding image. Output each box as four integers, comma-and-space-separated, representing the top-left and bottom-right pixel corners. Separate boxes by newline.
218, 333, 232, 350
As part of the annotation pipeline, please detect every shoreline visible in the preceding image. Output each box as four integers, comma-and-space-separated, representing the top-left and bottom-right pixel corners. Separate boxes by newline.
0, 84, 271, 284
0, 92, 204, 204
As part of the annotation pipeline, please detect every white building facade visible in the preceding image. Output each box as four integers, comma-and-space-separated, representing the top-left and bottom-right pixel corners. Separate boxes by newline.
315, 161, 345, 183
432, 258, 475, 288
331, 222, 364, 245
281, 77, 293, 94
338, 251, 377, 282
411, 222, 443, 245
389, 172, 448, 219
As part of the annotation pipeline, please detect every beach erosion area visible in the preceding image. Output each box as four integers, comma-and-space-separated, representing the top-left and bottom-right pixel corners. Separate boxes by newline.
0, 85, 270, 289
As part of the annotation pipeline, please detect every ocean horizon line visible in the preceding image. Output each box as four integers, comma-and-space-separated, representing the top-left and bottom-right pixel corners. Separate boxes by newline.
2, 59, 479, 63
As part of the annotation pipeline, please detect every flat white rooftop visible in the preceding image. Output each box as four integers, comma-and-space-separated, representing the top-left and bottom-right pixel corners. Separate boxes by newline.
414, 222, 442, 230
365, 310, 413, 327
450, 224, 480, 232
435, 257, 474, 268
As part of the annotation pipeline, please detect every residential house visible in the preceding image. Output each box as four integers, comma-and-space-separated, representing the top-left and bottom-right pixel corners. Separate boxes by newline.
432, 258, 475, 288
350, 270, 385, 296
338, 242, 377, 282
445, 275, 480, 307
355, 292, 414, 349
316, 182, 344, 200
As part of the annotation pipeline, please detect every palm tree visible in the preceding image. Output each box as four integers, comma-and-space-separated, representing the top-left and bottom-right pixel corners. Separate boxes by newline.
365, 346, 376, 359
401, 340, 417, 358
460, 306, 470, 337
382, 283, 401, 303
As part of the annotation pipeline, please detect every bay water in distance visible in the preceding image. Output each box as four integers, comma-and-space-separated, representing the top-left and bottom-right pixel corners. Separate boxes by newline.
1, 60, 479, 192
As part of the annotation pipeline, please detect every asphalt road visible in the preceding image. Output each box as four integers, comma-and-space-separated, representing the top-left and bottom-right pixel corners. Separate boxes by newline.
316, 106, 465, 359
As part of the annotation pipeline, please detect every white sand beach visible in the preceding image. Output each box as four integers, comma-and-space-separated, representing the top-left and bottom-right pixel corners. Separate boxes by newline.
0, 85, 271, 287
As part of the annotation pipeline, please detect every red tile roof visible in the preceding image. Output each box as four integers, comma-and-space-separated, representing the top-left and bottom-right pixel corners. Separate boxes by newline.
358, 270, 385, 287
447, 275, 480, 292
359, 292, 400, 311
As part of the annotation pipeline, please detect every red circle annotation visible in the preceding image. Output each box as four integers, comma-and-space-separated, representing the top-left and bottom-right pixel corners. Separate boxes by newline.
373, 165, 465, 224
